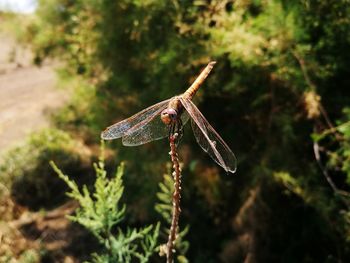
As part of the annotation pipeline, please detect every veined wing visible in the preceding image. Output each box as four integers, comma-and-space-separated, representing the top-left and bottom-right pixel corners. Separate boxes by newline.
179, 97, 237, 173
122, 112, 168, 146
101, 99, 171, 141
181, 109, 190, 125
123, 101, 190, 146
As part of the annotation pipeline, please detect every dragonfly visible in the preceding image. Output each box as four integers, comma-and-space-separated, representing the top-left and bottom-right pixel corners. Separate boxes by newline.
101, 61, 237, 173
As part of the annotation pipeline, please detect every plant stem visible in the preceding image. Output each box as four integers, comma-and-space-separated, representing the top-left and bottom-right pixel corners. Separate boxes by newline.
166, 133, 182, 263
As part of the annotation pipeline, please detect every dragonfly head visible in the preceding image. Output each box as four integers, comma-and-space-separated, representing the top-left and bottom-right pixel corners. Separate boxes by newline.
161, 108, 178, 125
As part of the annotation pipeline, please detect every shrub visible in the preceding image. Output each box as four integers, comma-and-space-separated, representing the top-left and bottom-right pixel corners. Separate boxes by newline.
0, 128, 90, 210
50, 143, 160, 263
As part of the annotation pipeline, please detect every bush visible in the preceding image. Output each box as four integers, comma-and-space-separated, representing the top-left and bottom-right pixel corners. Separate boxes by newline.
23, 0, 350, 261
51, 143, 160, 263
0, 128, 91, 210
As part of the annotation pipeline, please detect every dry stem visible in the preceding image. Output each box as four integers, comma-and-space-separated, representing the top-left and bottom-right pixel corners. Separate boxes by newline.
166, 133, 182, 263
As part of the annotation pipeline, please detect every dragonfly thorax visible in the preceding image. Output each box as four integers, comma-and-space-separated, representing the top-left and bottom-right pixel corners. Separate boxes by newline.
161, 96, 183, 125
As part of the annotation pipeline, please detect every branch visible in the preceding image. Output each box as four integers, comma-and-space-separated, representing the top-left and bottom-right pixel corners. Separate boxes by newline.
291, 50, 316, 90
313, 139, 350, 206
292, 50, 338, 132
166, 133, 182, 263
293, 51, 349, 193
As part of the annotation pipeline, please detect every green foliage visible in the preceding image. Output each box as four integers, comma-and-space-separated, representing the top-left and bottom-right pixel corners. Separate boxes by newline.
311, 108, 350, 239
155, 173, 189, 262
18, 249, 40, 263
273, 171, 305, 199
0, 128, 89, 210
21, 0, 350, 261
327, 114, 350, 185
0, 249, 40, 263
311, 108, 350, 187
50, 142, 160, 263
52, 75, 99, 135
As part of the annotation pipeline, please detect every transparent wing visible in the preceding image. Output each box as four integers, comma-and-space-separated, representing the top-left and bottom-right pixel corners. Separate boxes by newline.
123, 101, 190, 146
122, 113, 168, 146
179, 97, 237, 173
101, 99, 171, 140
180, 109, 190, 125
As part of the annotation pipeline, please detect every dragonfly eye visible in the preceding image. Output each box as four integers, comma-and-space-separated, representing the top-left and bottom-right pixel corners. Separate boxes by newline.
161, 109, 178, 125
167, 109, 177, 119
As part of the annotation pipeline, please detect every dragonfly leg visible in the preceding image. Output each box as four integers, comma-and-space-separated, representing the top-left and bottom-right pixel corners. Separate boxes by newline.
168, 123, 175, 138
176, 118, 184, 140
168, 119, 183, 145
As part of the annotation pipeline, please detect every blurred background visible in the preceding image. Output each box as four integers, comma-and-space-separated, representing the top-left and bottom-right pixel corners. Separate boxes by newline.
1, 0, 350, 262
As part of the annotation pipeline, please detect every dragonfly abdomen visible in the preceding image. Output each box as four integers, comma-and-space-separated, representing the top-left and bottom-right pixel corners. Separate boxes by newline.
183, 61, 216, 100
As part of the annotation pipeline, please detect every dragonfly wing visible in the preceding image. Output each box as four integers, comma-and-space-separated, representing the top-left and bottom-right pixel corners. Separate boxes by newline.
181, 110, 190, 125
122, 113, 169, 146
123, 105, 190, 146
179, 97, 237, 173
101, 99, 171, 140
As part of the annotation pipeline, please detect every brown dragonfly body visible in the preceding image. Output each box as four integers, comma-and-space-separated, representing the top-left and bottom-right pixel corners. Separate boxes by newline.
102, 61, 236, 173
160, 61, 216, 124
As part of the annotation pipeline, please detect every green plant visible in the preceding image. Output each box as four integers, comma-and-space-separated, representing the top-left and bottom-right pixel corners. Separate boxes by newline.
312, 108, 350, 239
23, 0, 350, 261
156, 172, 189, 263
50, 142, 160, 263
0, 128, 89, 210
18, 249, 40, 263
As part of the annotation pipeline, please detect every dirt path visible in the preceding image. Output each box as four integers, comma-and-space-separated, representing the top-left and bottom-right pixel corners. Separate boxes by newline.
0, 33, 67, 157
